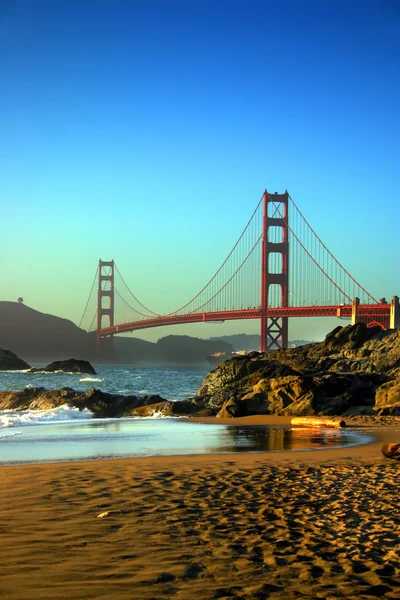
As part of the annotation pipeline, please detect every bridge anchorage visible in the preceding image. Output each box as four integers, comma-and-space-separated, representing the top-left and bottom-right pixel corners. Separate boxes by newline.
81, 189, 398, 358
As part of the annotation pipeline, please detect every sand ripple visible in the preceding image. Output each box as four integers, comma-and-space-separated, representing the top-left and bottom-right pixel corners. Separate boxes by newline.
0, 454, 399, 599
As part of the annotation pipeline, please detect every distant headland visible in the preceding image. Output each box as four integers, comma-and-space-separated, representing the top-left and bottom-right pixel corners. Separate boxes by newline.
0, 301, 312, 365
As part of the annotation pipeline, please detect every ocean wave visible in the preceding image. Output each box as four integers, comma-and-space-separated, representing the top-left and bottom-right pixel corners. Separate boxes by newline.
79, 377, 104, 382
27, 370, 86, 375
0, 431, 23, 440
0, 369, 30, 374
0, 404, 94, 428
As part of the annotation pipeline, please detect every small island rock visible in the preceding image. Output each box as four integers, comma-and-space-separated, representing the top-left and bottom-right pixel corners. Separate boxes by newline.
29, 358, 97, 375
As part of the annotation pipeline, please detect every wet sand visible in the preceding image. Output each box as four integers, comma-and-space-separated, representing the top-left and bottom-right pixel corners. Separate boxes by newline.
1, 416, 399, 600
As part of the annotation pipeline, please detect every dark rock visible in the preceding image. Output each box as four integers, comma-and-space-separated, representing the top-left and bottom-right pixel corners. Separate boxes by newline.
217, 397, 245, 418
374, 375, 400, 415
0, 348, 31, 371
0, 387, 219, 418
323, 322, 382, 352
29, 358, 97, 374
169, 396, 220, 417
125, 401, 173, 417
198, 358, 297, 407
0, 387, 170, 418
196, 324, 400, 417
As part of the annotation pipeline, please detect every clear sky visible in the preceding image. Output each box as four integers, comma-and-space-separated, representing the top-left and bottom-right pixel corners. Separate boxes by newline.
1, 0, 398, 343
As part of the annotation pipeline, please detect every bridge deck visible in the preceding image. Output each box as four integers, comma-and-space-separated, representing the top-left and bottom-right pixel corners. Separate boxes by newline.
99, 303, 391, 337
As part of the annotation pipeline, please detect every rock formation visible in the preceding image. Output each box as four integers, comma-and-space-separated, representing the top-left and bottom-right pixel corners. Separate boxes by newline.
0, 349, 31, 371
28, 358, 97, 374
197, 323, 400, 417
0, 386, 221, 418
0, 387, 169, 418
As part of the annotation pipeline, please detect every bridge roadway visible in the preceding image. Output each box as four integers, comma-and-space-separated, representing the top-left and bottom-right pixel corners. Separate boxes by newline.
99, 303, 391, 337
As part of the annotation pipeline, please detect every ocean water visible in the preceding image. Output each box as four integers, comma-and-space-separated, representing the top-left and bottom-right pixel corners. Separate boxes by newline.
0, 363, 210, 400
0, 364, 371, 463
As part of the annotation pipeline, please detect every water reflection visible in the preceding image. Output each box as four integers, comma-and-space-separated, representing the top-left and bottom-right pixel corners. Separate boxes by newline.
215, 425, 355, 453
0, 419, 370, 464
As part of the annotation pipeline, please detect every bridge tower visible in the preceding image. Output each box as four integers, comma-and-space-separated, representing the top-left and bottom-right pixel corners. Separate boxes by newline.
260, 190, 289, 352
96, 259, 116, 360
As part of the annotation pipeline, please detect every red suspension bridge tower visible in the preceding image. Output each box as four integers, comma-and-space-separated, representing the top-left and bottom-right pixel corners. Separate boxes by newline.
96, 260, 115, 358
261, 191, 289, 351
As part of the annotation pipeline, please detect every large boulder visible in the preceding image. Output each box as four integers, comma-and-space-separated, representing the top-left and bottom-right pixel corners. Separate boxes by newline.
197, 324, 399, 418
29, 358, 97, 374
125, 401, 174, 417
215, 372, 378, 418
374, 373, 400, 415
322, 323, 383, 352
0, 349, 31, 371
217, 397, 245, 418
198, 356, 297, 407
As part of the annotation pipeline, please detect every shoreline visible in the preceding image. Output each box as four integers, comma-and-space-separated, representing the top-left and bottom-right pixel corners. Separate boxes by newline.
1, 414, 397, 469
1, 416, 399, 599
1, 414, 399, 469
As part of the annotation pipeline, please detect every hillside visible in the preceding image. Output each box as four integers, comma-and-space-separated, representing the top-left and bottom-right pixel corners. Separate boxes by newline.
0, 302, 94, 362
0, 302, 233, 364
207, 333, 314, 350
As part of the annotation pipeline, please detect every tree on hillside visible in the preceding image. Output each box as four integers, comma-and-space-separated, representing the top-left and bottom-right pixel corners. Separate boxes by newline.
17, 297, 24, 303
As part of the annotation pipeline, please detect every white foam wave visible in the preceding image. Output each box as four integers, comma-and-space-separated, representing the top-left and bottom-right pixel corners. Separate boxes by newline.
0, 404, 94, 428
0, 431, 22, 439
28, 370, 84, 375
79, 377, 104, 382
0, 369, 30, 374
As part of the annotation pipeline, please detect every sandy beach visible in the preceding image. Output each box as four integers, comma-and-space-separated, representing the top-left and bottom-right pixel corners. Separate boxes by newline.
1, 416, 399, 600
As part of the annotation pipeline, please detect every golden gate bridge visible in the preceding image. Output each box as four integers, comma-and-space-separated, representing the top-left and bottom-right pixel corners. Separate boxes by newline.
80, 190, 399, 354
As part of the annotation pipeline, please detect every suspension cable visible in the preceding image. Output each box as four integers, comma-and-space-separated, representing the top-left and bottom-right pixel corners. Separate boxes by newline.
287, 194, 378, 303
192, 236, 262, 313
114, 286, 156, 318
114, 262, 159, 315
165, 193, 264, 315
79, 264, 99, 328
89, 309, 97, 332
268, 195, 353, 302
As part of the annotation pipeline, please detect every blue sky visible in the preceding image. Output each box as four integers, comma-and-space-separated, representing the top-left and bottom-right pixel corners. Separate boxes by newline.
1, 0, 398, 342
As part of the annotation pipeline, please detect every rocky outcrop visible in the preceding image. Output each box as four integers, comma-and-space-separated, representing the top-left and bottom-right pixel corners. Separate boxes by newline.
374, 374, 400, 416
0, 387, 222, 418
197, 324, 400, 418
0, 387, 169, 418
28, 358, 97, 374
0, 349, 31, 371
